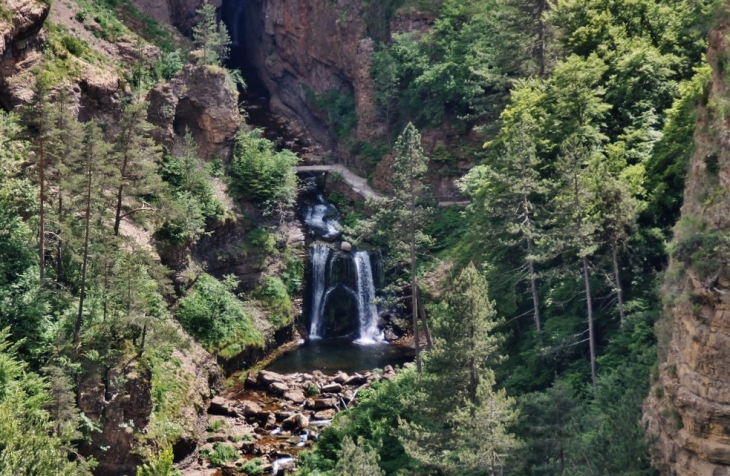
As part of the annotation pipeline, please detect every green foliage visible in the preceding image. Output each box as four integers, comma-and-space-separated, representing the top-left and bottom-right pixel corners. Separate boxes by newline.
253, 276, 294, 329
136, 445, 179, 476
192, 2, 231, 66
201, 442, 239, 467
669, 216, 730, 281
154, 50, 184, 80
230, 129, 298, 212
333, 436, 385, 476
176, 273, 264, 358
306, 384, 320, 397
0, 328, 91, 475
241, 457, 265, 475
206, 420, 225, 432
156, 132, 224, 246
306, 88, 358, 138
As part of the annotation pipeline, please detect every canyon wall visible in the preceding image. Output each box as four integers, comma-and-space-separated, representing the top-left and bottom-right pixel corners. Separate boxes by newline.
238, 0, 381, 155
644, 19, 730, 475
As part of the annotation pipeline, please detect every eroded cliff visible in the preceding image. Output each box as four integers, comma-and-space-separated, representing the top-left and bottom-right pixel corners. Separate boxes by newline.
644, 18, 730, 475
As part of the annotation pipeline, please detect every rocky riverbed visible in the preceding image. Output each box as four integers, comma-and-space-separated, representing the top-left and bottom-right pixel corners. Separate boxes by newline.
181, 365, 404, 475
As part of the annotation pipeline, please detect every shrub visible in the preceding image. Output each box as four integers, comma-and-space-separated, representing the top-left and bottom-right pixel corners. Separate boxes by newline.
253, 276, 293, 329
176, 274, 264, 358
241, 457, 265, 475
229, 129, 298, 212
201, 442, 239, 467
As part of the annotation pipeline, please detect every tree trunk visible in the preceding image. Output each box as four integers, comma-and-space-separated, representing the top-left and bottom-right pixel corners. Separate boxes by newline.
417, 287, 433, 350
73, 155, 93, 345
411, 225, 421, 373
611, 243, 626, 327
537, 0, 547, 76
56, 192, 63, 280
38, 132, 45, 283
113, 126, 134, 235
527, 239, 541, 332
582, 256, 597, 390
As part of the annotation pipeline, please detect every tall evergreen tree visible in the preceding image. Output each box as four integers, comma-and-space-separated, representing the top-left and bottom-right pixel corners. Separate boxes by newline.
352, 123, 434, 372
112, 99, 161, 236
71, 121, 112, 345
461, 117, 549, 332
192, 2, 231, 66
399, 264, 520, 474
333, 436, 385, 476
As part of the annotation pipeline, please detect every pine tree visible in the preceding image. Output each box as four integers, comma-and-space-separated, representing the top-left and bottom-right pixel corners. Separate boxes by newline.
112, 99, 161, 236
399, 264, 520, 475
353, 123, 434, 372
461, 117, 549, 332
71, 121, 112, 345
23, 75, 54, 283
192, 2, 231, 66
333, 436, 385, 476
47, 87, 83, 282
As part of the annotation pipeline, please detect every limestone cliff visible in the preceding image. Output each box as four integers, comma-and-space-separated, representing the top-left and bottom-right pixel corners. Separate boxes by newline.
237, 0, 382, 152
644, 19, 730, 475
0, 0, 48, 108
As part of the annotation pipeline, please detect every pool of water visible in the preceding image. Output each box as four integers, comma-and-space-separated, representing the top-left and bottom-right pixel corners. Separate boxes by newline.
265, 339, 414, 375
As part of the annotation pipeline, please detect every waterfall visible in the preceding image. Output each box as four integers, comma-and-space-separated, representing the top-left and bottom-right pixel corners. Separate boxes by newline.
230, 0, 244, 47
303, 195, 341, 240
309, 245, 330, 339
354, 251, 384, 344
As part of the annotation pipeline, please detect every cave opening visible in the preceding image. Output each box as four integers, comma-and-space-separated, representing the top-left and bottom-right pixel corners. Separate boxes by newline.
220, 0, 268, 101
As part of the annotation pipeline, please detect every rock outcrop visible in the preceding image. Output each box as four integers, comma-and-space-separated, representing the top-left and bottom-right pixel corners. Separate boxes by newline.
0, 0, 48, 108
147, 63, 240, 160
238, 0, 383, 150
643, 22, 730, 475
130, 0, 215, 35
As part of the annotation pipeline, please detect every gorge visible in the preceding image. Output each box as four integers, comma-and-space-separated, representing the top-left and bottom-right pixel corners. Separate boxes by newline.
1, 0, 730, 475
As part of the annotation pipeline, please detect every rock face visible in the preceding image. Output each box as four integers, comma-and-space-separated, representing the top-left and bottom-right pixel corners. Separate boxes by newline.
0, 0, 48, 108
147, 64, 240, 160
78, 365, 152, 476
643, 23, 730, 475
130, 0, 217, 35
238, 0, 383, 151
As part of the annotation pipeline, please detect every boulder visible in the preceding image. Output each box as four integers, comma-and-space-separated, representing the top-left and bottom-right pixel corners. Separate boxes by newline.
282, 413, 309, 431
259, 371, 286, 385
333, 372, 349, 384
314, 409, 336, 420
240, 400, 262, 416
320, 383, 342, 393
313, 398, 338, 409
284, 390, 306, 404
208, 396, 238, 417
246, 372, 259, 388
340, 241, 352, 252
344, 374, 367, 386
270, 382, 290, 395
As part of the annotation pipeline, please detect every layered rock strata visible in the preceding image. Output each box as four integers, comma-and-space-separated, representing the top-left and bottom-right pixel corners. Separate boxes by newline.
644, 22, 730, 475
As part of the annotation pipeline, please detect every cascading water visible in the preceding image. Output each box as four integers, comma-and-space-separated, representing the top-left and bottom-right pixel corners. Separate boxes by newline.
302, 185, 384, 344
354, 251, 385, 344
304, 194, 341, 241
309, 245, 330, 339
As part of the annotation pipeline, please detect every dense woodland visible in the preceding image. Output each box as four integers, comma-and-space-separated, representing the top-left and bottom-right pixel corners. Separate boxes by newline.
0, 0, 726, 474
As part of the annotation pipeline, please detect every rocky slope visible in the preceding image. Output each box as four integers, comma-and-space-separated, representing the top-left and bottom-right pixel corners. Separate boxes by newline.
643, 19, 730, 475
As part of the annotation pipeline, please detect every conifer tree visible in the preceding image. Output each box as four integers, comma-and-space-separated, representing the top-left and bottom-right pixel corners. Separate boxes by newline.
23, 75, 53, 283
47, 87, 83, 281
399, 264, 519, 474
461, 117, 549, 332
333, 436, 385, 476
71, 121, 112, 345
353, 123, 433, 372
192, 2, 231, 66
112, 99, 161, 236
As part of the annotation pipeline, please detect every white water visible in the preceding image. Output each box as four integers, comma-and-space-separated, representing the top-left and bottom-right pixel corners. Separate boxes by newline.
309, 245, 330, 339
354, 251, 385, 344
303, 195, 340, 240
